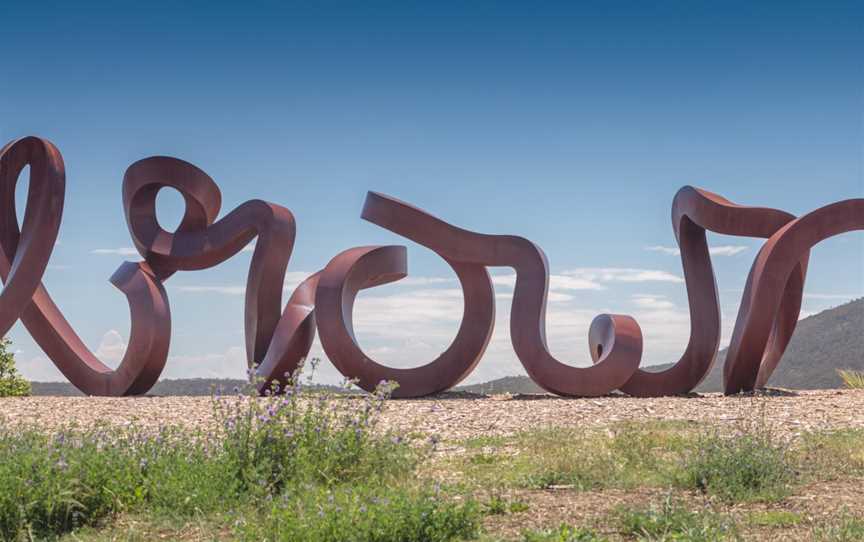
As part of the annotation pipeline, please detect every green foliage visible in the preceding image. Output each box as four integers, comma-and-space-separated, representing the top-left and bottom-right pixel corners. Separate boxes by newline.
461, 421, 693, 491
812, 512, 864, 541
0, 338, 30, 397
521, 524, 608, 542
0, 425, 238, 538
0, 362, 426, 540
747, 510, 802, 528
212, 366, 414, 495
838, 369, 864, 389
240, 484, 480, 542
797, 429, 864, 481
481, 494, 529, 516
615, 497, 739, 541
674, 422, 793, 503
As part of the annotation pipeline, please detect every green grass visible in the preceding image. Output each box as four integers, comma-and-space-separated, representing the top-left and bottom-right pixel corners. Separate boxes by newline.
8, 378, 864, 541
0, 363, 480, 541
673, 423, 794, 503
812, 513, 864, 541
797, 429, 864, 480
615, 497, 739, 541
481, 494, 529, 515
458, 417, 798, 503
521, 524, 608, 542
459, 421, 695, 491
240, 484, 480, 542
838, 370, 864, 390
747, 510, 802, 528
461, 435, 508, 449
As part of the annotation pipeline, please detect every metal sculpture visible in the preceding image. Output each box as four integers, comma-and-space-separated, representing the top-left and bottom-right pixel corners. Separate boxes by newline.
589, 187, 808, 397
723, 199, 864, 394
0, 135, 859, 397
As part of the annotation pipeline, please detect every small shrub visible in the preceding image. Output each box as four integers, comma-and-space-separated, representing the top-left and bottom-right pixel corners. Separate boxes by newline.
482, 494, 529, 515
616, 497, 738, 541
465, 421, 690, 491
0, 424, 230, 539
240, 484, 481, 542
469, 452, 500, 466
522, 524, 608, 541
798, 429, 864, 480
838, 370, 864, 390
675, 422, 793, 502
0, 360, 416, 539
748, 510, 802, 528
812, 512, 864, 541
212, 362, 414, 495
0, 338, 30, 397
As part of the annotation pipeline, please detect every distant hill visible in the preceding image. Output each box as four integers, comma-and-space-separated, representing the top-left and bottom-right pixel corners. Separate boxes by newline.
458, 298, 863, 395
29, 378, 356, 397
27, 298, 862, 397
30, 378, 251, 397
693, 297, 863, 392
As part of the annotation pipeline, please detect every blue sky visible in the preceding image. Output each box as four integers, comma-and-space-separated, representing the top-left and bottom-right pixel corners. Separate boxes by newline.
2, 1, 862, 384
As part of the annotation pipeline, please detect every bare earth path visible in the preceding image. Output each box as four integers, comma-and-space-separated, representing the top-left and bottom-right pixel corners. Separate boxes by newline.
1, 389, 862, 440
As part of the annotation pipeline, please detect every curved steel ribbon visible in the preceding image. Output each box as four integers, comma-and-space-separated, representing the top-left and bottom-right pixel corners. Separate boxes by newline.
0, 137, 171, 396
0, 136, 859, 398
590, 186, 809, 397
315, 244, 496, 397
123, 156, 322, 394
356, 192, 641, 396
723, 199, 864, 394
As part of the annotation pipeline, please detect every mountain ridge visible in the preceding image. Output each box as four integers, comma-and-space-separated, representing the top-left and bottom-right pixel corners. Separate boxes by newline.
457, 297, 863, 395
27, 298, 862, 396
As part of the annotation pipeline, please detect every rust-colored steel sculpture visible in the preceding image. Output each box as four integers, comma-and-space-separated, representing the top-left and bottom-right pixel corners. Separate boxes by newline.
0, 135, 859, 397
356, 191, 645, 396
589, 187, 809, 397
316, 244, 495, 397
723, 199, 864, 394
0, 137, 171, 396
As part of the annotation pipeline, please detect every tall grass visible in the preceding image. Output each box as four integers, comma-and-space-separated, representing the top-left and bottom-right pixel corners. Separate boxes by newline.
615, 497, 738, 541
0, 362, 480, 541
674, 420, 794, 503
838, 369, 864, 389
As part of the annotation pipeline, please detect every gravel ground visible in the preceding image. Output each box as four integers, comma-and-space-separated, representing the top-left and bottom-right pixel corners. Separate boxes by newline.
2, 389, 862, 441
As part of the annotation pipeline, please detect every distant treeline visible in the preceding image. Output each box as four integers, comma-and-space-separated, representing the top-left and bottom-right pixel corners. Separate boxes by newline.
30, 298, 863, 397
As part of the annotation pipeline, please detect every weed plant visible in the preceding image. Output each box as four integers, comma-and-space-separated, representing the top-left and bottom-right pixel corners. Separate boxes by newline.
0, 360, 479, 541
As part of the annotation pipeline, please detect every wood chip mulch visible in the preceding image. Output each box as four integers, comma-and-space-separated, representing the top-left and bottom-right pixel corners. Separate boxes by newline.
1, 389, 862, 441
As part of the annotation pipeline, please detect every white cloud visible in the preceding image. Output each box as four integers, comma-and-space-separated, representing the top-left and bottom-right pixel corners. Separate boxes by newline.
562, 268, 684, 284
171, 273, 459, 297
644, 245, 748, 257
174, 285, 247, 295
16, 329, 130, 381
631, 294, 676, 310
91, 247, 139, 256
644, 245, 680, 256
94, 329, 127, 367
710, 245, 749, 256
16, 354, 64, 381
491, 272, 606, 291
171, 271, 315, 297
161, 346, 249, 379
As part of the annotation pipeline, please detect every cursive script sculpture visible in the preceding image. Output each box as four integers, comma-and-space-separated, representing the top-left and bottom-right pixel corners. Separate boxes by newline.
0, 136, 860, 397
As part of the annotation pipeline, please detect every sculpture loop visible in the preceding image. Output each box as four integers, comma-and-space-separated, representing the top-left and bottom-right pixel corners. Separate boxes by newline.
591, 187, 808, 397
0, 137, 171, 395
